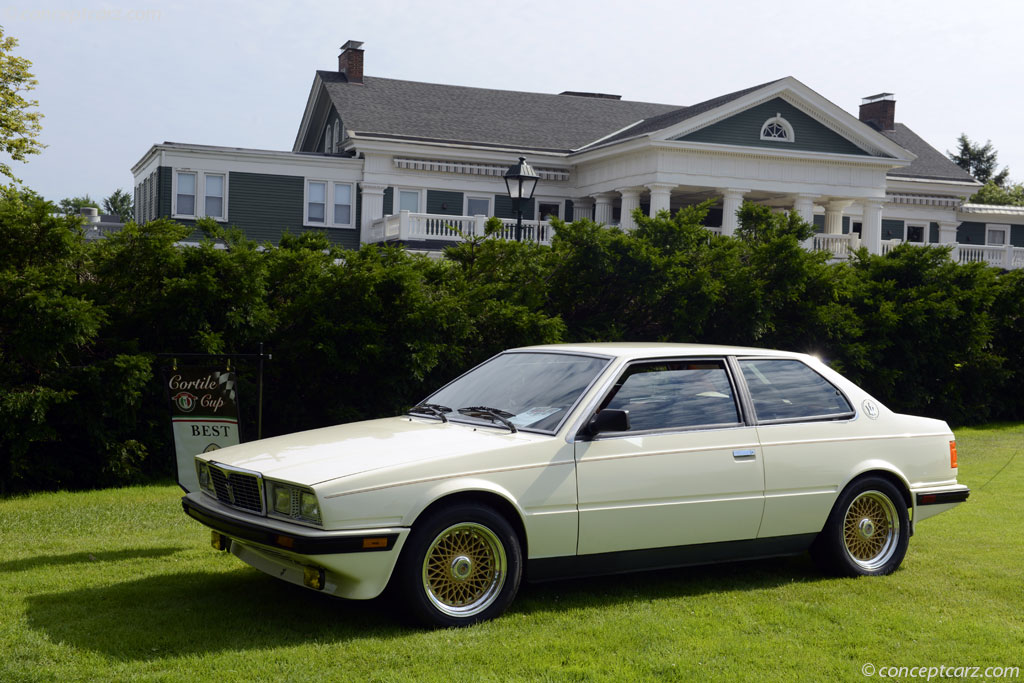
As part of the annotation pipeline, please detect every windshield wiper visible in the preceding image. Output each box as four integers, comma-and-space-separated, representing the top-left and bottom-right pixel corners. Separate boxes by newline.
408, 403, 452, 423
457, 406, 518, 433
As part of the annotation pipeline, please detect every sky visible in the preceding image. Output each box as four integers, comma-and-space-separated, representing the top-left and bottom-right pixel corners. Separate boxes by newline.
4, 0, 1023, 205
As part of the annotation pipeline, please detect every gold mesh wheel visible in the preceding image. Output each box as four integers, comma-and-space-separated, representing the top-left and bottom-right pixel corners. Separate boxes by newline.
842, 490, 899, 571
421, 522, 507, 618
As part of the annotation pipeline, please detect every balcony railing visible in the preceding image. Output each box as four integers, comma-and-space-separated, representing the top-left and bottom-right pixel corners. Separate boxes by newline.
370, 211, 553, 245
368, 212, 1023, 270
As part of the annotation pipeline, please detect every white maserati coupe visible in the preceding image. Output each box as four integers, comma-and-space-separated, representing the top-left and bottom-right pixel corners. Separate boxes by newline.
181, 343, 969, 626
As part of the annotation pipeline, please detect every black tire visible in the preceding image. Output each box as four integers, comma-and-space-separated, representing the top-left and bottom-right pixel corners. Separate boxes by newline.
395, 503, 522, 627
810, 476, 909, 577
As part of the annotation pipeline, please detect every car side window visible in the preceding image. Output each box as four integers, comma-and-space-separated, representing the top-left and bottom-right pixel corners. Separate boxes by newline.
601, 360, 740, 432
739, 359, 853, 422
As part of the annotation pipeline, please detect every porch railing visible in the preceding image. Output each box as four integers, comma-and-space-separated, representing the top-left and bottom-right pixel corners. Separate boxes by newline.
370, 211, 553, 245
955, 243, 1024, 270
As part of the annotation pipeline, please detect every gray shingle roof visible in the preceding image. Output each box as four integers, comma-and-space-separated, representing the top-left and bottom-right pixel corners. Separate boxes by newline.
881, 124, 978, 183
318, 71, 679, 152
591, 79, 784, 148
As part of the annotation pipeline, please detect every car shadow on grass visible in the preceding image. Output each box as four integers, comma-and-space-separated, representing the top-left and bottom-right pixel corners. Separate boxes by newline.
24, 553, 827, 657
24, 568, 404, 659
0, 547, 186, 573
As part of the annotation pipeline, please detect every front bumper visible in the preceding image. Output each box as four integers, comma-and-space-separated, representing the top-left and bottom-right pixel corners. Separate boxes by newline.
182, 493, 409, 600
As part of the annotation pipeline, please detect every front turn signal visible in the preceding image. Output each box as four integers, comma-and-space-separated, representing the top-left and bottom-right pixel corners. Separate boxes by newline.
950, 440, 958, 469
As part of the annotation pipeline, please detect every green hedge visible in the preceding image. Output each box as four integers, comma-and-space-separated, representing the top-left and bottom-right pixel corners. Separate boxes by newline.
1, 187, 1020, 492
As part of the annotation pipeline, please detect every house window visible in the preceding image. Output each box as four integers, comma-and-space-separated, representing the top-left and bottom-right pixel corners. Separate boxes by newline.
986, 224, 1009, 246
324, 124, 331, 153
332, 124, 340, 153
906, 225, 925, 243
205, 174, 225, 219
759, 114, 795, 142
305, 180, 355, 227
466, 196, 490, 216
176, 172, 196, 216
398, 189, 420, 213
538, 202, 561, 220
307, 181, 326, 223
334, 184, 352, 225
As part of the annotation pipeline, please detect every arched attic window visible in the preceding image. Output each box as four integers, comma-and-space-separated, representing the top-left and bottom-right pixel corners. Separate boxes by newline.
332, 124, 340, 152
760, 113, 794, 142
324, 123, 332, 152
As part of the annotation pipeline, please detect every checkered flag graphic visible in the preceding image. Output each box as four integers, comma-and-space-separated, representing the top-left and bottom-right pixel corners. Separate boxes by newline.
213, 371, 237, 403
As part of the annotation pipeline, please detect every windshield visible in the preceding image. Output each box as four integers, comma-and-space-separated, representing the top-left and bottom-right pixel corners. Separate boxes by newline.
421, 352, 610, 433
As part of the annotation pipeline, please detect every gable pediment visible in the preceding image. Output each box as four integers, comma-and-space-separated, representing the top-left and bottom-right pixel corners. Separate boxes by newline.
649, 78, 912, 162
674, 97, 873, 156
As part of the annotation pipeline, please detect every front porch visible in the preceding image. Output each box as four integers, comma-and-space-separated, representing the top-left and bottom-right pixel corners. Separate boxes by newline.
367, 209, 1024, 270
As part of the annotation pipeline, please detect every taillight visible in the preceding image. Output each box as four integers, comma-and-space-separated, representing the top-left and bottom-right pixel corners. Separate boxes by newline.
950, 441, 958, 468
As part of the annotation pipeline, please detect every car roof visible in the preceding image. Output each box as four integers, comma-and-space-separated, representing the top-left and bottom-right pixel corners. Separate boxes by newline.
512, 342, 809, 361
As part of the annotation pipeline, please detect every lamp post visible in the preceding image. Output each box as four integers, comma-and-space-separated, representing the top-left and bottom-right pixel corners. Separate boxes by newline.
503, 156, 539, 242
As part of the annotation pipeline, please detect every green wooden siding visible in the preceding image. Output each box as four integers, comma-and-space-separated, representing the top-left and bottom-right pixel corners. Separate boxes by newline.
427, 190, 463, 216
813, 214, 824, 233
494, 195, 535, 220
158, 166, 172, 218
956, 221, 985, 245
882, 219, 904, 241
675, 98, 873, 156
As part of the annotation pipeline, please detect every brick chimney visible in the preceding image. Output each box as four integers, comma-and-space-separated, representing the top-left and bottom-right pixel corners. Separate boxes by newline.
338, 40, 364, 84
859, 93, 895, 131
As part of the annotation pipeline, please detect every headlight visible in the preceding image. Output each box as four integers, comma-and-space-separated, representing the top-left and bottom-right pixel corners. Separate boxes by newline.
196, 460, 214, 493
267, 481, 321, 525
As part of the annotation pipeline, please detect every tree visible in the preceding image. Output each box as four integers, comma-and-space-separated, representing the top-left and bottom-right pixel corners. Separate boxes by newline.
0, 28, 44, 183
58, 194, 100, 215
969, 180, 1024, 207
103, 188, 134, 222
948, 134, 1010, 186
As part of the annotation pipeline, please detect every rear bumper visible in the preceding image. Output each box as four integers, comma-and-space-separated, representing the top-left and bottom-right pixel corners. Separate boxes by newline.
182, 493, 409, 599
911, 484, 970, 524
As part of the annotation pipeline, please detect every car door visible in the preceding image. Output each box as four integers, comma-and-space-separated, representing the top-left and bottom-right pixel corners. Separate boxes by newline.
736, 357, 859, 539
574, 358, 765, 556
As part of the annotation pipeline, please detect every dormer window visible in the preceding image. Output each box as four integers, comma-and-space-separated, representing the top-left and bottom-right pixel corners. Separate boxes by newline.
324, 124, 332, 152
332, 124, 340, 153
760, 114, 794, 142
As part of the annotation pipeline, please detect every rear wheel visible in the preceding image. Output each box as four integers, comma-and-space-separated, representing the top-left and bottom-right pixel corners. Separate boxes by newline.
396, 503, 522, 627
811, 476, 909, 577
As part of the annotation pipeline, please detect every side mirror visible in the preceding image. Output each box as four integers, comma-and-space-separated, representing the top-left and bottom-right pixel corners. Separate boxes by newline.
582, 409, 630, 438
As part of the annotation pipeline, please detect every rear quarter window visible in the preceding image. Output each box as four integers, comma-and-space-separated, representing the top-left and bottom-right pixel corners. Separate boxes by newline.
740, 359, 853, 422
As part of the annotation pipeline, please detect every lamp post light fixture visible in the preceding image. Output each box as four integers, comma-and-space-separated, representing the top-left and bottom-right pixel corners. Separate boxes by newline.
503, 156, 539, 242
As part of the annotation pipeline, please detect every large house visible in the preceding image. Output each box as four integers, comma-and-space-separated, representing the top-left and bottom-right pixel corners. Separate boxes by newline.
132, 40, 1024, 269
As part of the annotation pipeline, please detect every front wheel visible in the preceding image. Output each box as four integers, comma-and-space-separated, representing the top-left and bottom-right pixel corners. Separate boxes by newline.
811, 476, 909, 577
396, 503, 522, 627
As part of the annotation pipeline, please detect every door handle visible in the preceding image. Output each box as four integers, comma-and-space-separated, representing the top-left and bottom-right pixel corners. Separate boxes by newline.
732, 449, 756, 459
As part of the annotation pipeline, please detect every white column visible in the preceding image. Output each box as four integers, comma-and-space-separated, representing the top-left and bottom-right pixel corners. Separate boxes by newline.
860, 199, 884, 255
938, 220, 958, 244
938, 219, 960, 262
646, 183, 675, 217
359, 183, 387, 244
824, 199, 854, 235
792, 193, 818, 224
720, 188, 748, 236
593, 192, 616, 226
572, 197, 594, 222
618, 187, 642, 230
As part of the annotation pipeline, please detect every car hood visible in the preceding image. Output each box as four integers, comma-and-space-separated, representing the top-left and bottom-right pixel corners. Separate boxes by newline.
201, 416, 542, 486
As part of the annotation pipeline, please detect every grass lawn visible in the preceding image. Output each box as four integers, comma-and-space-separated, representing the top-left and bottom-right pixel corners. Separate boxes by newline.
1, 424, 1021, 682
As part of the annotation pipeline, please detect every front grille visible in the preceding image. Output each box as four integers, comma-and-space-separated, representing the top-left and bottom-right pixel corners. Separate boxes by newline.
209, 465, 264, 514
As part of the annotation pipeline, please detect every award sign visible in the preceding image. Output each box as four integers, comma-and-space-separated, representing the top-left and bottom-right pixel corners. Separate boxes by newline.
166, 368, 241, 492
